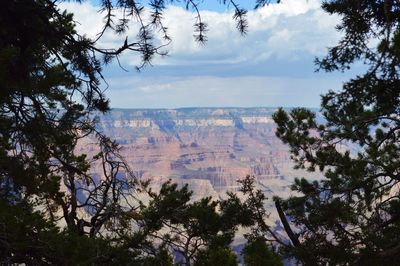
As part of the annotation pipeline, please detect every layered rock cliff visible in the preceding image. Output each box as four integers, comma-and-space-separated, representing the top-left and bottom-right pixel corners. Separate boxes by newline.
76, 107, 322, 204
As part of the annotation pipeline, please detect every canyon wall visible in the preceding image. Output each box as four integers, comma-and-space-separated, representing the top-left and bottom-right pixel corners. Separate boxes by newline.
77, 107, 322, 205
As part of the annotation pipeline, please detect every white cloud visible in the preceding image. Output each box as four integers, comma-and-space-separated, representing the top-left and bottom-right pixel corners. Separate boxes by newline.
60, 0, 340, 67
139, 83, 173, 93
57, 1, 353, 109
63, 2, 103, 39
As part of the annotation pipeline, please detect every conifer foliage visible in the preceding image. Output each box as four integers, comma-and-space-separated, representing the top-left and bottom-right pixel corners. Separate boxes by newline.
0, 0, 265, 264
271, 0, 400, 264
3, 0, 398, 264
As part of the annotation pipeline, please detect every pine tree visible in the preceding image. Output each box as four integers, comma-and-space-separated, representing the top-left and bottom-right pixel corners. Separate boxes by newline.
0, 1, 257, 263
271, 0, 400, 264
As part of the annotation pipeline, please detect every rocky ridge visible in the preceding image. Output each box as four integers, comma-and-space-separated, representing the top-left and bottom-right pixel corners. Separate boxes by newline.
77, 107, 323, 205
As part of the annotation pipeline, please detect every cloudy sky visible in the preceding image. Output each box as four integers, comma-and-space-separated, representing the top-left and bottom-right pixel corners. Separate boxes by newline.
61, 0, 359, 109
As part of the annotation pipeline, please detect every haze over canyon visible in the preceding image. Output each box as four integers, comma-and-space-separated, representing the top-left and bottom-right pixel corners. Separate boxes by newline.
79, 108, 321, 211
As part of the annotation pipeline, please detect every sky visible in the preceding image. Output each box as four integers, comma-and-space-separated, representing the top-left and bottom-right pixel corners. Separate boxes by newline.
61, 0, 360, 109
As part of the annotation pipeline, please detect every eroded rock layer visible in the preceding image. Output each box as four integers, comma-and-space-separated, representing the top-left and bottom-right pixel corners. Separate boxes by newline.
79, 107, 319, 201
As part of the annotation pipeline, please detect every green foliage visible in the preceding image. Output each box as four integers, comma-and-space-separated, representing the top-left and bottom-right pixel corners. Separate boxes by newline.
271, 0, 400, 264
0, 0, 230, 263
0, 198, 137, 265
242, 238, 283, 266
211, 176, 287, 264
138, 180, 248, 265
136, 249, 174, 266
194, 247, 238, 266
0, 0, 264, 263
0, 3, 120, 263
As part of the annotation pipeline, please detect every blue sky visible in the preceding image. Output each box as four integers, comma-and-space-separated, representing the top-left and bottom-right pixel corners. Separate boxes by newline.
62, 0, 361, 109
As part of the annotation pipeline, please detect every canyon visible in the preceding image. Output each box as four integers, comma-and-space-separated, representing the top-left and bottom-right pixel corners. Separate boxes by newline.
78, 107, 322, 209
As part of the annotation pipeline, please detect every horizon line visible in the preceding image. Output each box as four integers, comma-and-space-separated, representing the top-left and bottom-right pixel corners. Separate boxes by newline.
109, 106, 321, 110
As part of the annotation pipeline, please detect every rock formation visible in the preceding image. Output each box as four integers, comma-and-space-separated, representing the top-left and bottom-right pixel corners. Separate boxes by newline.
76, 107, 323, 204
